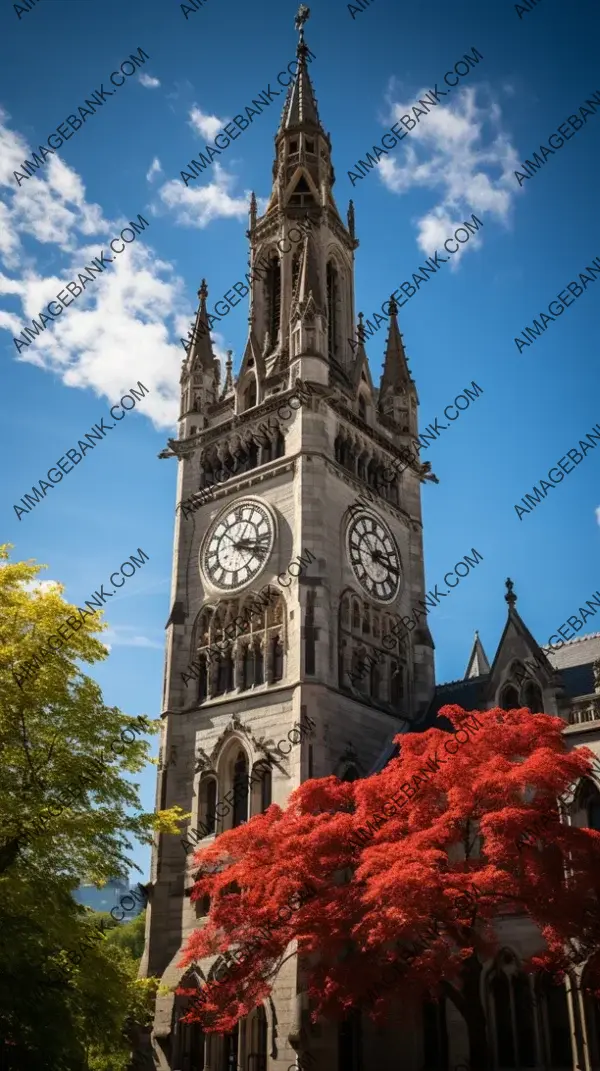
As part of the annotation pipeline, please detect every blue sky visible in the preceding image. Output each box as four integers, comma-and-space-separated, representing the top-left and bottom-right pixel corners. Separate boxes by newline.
1, 0, 599, 880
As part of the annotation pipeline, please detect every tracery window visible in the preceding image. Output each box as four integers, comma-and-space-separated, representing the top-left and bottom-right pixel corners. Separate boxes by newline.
339, 594, 407, 713
304, 590, 316, 676
193, 592, 286, 702
522, 679, 543, 713
172, 973, 206, 1071
232, 750, 249, 828
535, 973, 572, 1068
501, 683, 520, 710
487, 950, 536, 1069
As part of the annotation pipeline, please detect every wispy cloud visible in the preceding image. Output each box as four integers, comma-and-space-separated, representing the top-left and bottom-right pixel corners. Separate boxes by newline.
102, 625, 163, 650
139, 74, 161, 89
378, 84, 520, 264
146, 157, 162, 183
595, 506, 600, 527
189, 106, 228, 141
158, 162, 250, 229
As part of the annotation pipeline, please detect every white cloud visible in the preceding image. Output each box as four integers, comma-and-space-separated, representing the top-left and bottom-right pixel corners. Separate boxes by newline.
158, 162, 250, 229
377, 84, 520, 263
596, 506, 600, 527
146, 157, 162, 183
189, 106, 228, 142
139, 74, 161, 89
102, 625, 163, 649
0, 109, 248, 431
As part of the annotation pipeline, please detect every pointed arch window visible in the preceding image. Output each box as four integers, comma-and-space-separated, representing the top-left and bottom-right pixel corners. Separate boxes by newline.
232, 750, 249, 828
266, 254, 281, 352
289, 174, 315, 209
488, 951, 537, 1069
422, 996, 448, 1070
501, 684, 520, 710
198, 777, 217, 837
327, 261, 339, 360
172, 976, 206, 1071
305, 590, 316, 675
338, 1009, 362, 1071
522, 680, 543, 714
536, 973, 571, 1068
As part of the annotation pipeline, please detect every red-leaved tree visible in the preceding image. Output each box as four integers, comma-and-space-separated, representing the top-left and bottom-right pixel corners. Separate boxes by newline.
178, 706, 600, 1069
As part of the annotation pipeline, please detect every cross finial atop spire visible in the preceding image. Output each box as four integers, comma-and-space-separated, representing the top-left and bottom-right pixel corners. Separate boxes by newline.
505, 577, 517, 608
295, 4, 310, 37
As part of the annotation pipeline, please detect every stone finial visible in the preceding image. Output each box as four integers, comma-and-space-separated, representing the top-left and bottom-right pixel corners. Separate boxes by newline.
347, 199, 355, 240
357, 312, 365, 345
198, 278, 208, 300
505, 577, 517, 608
295, 3, 310, 36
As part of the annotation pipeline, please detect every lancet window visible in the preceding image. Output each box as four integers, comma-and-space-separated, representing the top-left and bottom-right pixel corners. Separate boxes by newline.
266, 253, 281, 351
327, 261, 339, 360
193, 592, 286, 702
339, 593, 407, 713
487, 950, 537, 1069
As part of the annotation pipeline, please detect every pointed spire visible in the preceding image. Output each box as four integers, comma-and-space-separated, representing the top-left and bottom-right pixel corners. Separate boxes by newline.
220, 350, 234, 399
280, 5, 322, 132
465, 631, 491, 679
188, 279, 218, 372
505, 577, 517, 609
379, 295, 411, 399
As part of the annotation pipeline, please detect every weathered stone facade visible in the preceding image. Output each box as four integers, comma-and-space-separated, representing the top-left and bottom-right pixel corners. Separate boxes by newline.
140, 11, 600, 1070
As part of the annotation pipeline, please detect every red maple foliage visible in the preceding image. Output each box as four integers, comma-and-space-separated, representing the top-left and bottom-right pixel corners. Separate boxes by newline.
178, 705, 600, 1069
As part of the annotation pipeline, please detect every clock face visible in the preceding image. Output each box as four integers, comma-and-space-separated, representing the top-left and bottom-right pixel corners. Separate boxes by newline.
201, 500, 275, 591
346, 512, 401, 603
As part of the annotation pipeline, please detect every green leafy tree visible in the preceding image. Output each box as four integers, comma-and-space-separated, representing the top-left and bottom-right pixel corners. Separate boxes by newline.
0, 546, 185, 1069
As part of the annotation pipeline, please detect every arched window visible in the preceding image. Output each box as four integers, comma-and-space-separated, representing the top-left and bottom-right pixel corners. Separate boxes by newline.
358, 396, 367, 422
338, 1009, 361, 1071
261, 768, 272, 813
289, 174, 314, 209
215, 648, 234, 697
341, 764, 360, 783
244, 379, 257, 411
274, 430, 285, 458
266, 254, 281, 350
501, 684, 520, 710
522, 680, 543, 714
422, 996, 448, 1070
487, 951, 536, 1069
247, 1005, 268, 1071
272, 636, 284, 682
305, 590, 316, 676
232, 750, 249, 828
198, 777, 217, 838
197, 654, 208, 704
173, 975, 206, 1071
535, 973, 572, 1068
252, 642, 264, 687
327, 262, 339, 360
352, 600, 361, 630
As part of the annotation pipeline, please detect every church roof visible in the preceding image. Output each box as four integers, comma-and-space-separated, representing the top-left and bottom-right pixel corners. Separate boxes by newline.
543, 631, 600, 669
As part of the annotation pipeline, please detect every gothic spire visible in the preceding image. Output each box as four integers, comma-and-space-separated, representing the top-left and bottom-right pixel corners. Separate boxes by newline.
465, 631, 491, 679
379, 295, 412, 400
279, 6, 323, 134
186, 279, 219, 374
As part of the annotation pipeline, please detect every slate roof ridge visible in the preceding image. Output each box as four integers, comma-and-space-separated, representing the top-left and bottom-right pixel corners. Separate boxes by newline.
542, 631, 600, 651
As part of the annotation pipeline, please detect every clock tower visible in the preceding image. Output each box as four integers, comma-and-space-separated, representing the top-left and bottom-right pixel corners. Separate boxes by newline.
141, 8, 436, 1069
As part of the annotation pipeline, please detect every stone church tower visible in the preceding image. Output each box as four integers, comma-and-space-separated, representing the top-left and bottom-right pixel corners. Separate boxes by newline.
140, 8, 436, 1070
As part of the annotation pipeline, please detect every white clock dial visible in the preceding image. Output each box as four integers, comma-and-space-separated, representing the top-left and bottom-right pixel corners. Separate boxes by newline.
201, 500, 275, 591
346, 511, 401, 603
